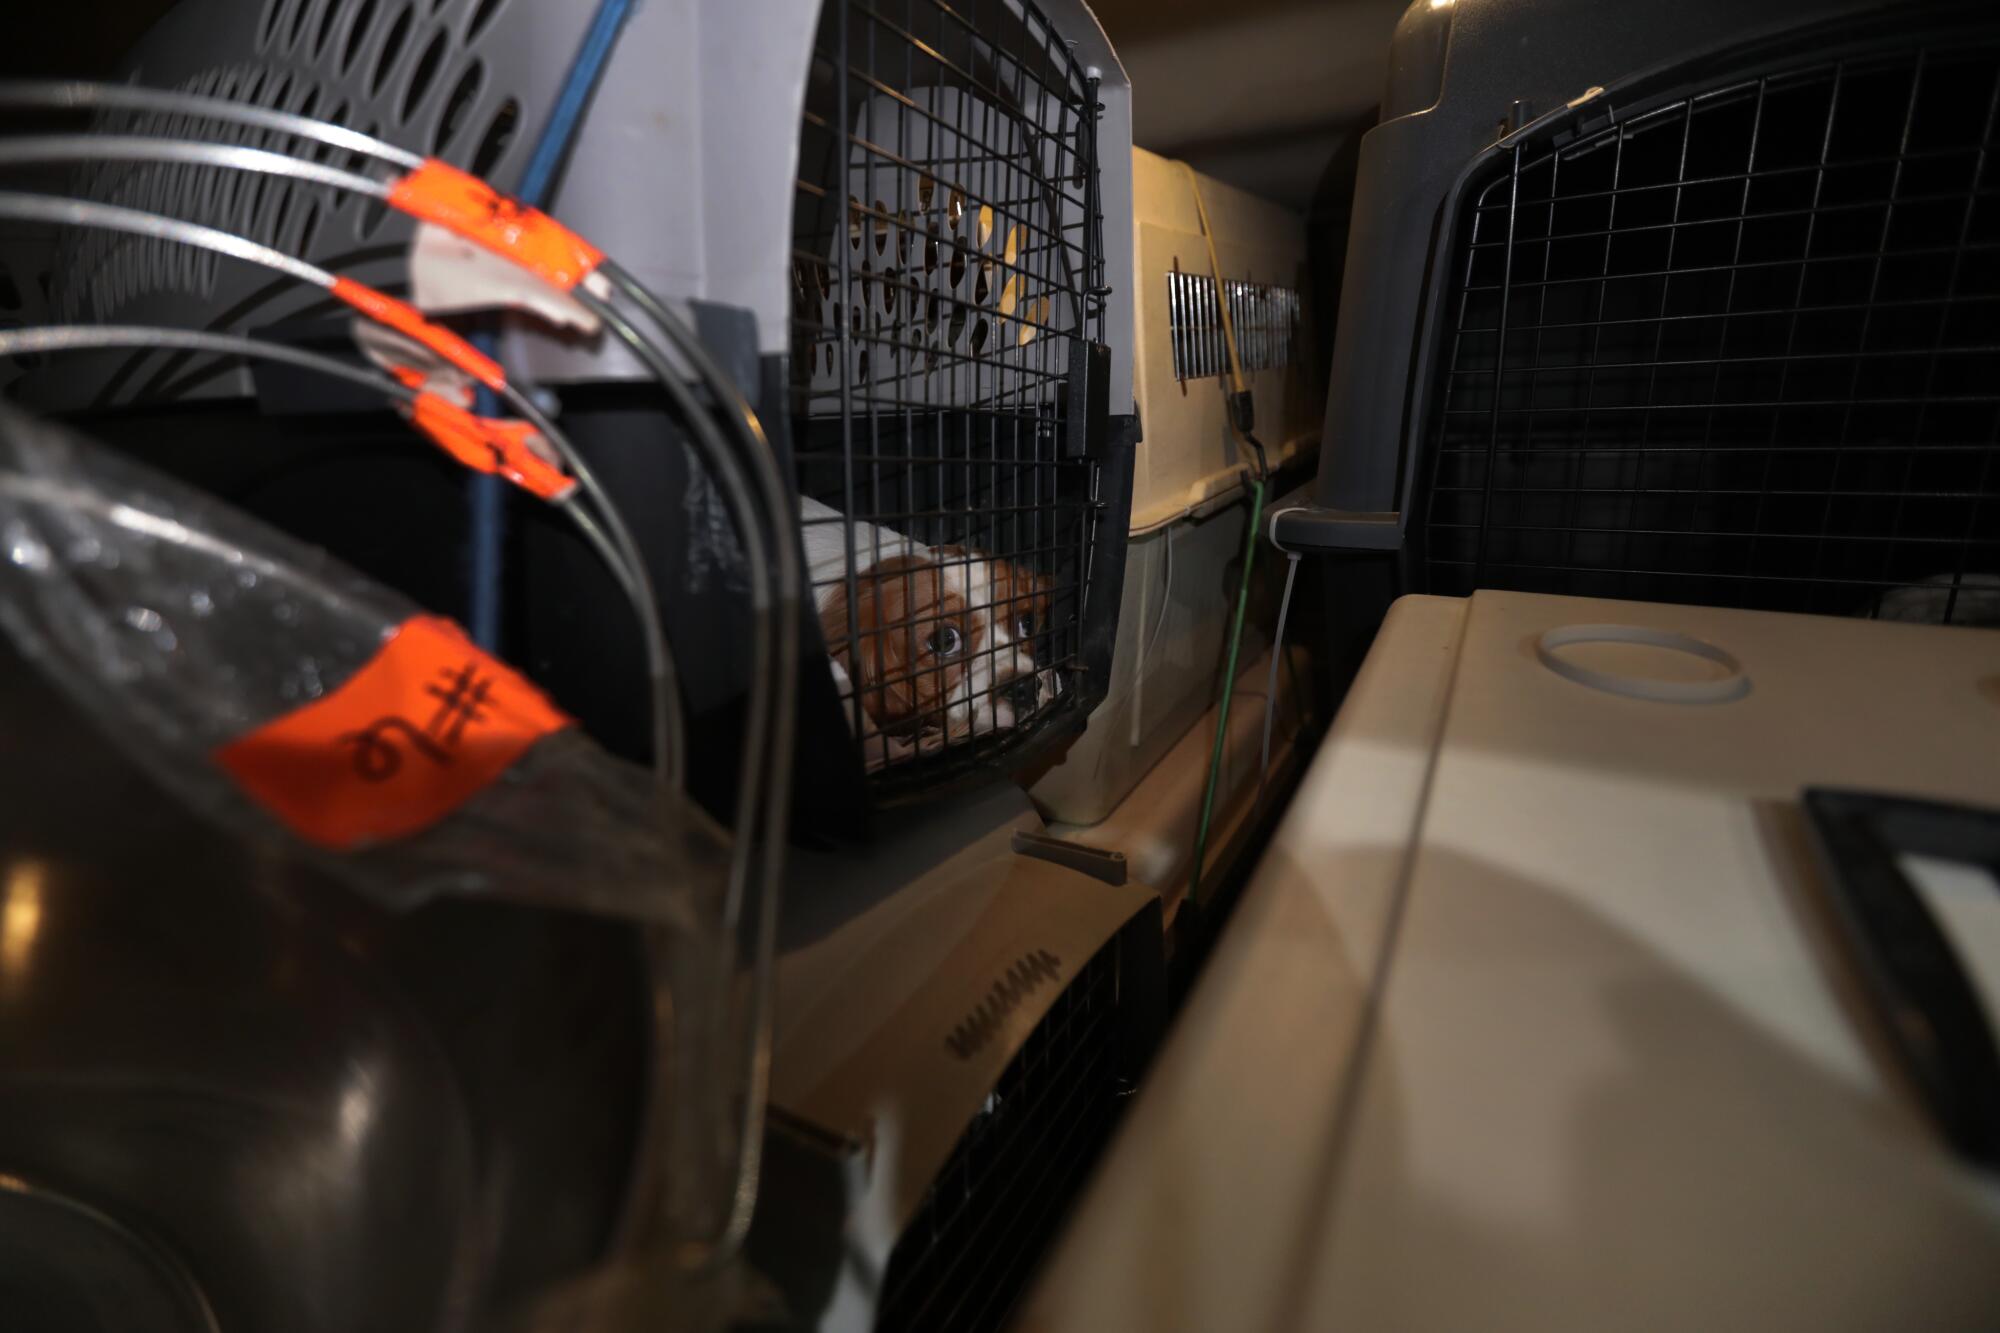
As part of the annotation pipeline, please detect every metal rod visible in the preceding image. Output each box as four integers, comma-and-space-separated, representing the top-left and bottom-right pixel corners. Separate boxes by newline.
0, 321, 683, 776
0, 193, 683, 792
0, 190, 330, 289
0, 135, 390, 197
586, 266, 800, 1269
0, 78, 423, 169
0, 325, 406, 399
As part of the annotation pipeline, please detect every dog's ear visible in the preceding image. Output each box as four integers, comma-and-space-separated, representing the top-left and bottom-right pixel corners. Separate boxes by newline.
818, 579, 853, 670
833, 554, 941, 727
989, 557, 1054, 649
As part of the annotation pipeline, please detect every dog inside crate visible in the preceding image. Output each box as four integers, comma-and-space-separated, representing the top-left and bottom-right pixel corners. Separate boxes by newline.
789, 0, 1100, 775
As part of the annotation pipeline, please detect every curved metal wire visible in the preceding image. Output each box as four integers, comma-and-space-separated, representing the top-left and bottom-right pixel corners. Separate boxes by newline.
570, 288, 783, 1261
0, 324, 679, 755
0, 165, 692, 786
0, 135, 391, 197
0, 324, 660, 621
0, 190, 330, 289
0, 59, 804, 1280
0, 325, 408, 399
596, 260, 801, 1265
0, 199, 682, 791
0, 79, 423, 170
0, 131, 788, 1249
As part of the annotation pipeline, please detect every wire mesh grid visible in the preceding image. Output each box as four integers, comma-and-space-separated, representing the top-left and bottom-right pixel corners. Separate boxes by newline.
791, 0, 1106, 787
875, 942, 1122, 1333
1423, 37, 2000, 626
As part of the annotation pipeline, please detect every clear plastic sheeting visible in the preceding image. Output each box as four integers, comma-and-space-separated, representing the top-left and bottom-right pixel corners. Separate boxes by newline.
0, 401, 723, 928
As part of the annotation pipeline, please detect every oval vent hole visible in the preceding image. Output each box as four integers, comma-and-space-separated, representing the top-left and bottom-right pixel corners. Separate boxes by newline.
466, 0, 506, 42
470, 97, 519, 178
371, 4, 416, 98
340, 0, 379, 75
296, 200, 322, 255
434, 61, 482, 154
268, 182, 295, 248
314, 0, 343, 56
259, 0, 287, 49
402, 29, 449, 121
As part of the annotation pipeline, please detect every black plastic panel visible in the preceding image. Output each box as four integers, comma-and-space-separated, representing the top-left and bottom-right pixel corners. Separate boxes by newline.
874, 941, 1123, 1333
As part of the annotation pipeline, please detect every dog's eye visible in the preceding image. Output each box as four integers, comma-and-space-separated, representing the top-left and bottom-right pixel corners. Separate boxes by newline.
1014, 613, 1035, 640
924, 625, 963, 657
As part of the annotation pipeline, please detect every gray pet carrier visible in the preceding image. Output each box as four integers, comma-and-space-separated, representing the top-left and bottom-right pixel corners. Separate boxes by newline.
1282, 0, 2000, 667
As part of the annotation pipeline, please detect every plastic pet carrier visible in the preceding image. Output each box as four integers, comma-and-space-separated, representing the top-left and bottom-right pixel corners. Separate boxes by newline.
748, 786, 1165, 1333
1284, 0, 2000, 670
788, 0, 1136, 805
1032, 146, 1318, 832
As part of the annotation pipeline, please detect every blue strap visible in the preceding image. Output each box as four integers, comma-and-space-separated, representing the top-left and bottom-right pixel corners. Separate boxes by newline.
466, 0, 640, 648
517, 0, 640, 204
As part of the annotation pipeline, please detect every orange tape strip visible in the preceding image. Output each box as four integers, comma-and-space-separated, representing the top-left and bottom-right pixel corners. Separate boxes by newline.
408, 392, 576, 501
214, 615, 571, 850
330, 275, 508, 393
389, 159, 606, 292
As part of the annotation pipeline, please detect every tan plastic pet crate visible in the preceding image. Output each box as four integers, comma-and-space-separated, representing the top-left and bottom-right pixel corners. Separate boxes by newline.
1033, 148, 1320, 830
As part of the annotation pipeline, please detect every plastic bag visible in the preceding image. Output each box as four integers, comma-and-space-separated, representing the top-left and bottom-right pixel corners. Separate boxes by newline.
0, 401, 721, 928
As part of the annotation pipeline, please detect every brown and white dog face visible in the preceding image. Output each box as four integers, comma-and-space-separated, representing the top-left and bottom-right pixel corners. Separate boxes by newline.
819, 546, 1059, 760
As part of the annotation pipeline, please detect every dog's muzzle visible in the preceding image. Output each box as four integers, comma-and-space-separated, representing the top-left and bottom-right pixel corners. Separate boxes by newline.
1001, 673, 1043, 713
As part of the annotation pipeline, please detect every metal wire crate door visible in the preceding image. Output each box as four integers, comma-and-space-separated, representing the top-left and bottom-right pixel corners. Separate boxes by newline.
1425, 38, 2000, 626
792, 0, 1108, 785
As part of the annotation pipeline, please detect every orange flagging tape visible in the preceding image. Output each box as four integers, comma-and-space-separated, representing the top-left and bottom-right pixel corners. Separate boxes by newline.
330, 275, 508, 392
407, 392, 575, 501
214, 615, 571, 850
389, 159, 605, 291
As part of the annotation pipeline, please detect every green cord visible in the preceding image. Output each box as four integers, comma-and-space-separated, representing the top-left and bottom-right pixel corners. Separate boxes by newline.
1190, 475, 1265, 903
